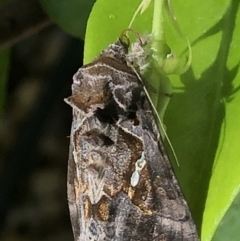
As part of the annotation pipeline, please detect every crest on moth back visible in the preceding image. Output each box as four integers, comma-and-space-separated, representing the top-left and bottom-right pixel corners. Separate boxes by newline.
64, 35, 141, 117
100, 38, 129, 62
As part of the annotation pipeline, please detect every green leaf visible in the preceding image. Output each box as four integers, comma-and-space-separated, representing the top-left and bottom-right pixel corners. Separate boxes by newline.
85, 1, 240, 241
84, 0, 152, 63
0, 49, 10, 115
39, 0, 96, 39
212, 192, 240, 241
164, 1, 240, 241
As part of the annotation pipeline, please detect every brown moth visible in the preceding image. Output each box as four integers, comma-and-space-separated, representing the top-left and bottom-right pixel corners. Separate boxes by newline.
64, 34, 200, 241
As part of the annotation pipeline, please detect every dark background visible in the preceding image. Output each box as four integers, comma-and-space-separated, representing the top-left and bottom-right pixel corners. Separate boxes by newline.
0, 24, 84, 241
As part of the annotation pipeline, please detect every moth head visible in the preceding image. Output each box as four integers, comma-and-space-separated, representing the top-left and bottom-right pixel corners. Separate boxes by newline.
100, 39, 129, 63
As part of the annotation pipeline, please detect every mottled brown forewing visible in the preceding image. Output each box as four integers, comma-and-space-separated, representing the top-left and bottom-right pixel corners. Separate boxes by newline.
65, 39, 200, 241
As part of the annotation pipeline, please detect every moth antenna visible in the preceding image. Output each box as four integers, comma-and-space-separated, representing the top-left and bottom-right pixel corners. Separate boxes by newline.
119, 32, 130, 47
154, 106, 180, 167
120, 28, 179, 166
120, 28, 143, 46
128, 63, 180, 167
144, 82, 180, 167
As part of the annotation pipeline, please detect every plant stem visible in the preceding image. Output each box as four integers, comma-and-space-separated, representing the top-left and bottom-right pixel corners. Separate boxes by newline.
152, 0, 165, 41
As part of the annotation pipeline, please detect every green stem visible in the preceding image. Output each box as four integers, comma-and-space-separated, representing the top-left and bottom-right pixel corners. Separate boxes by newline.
151, 0, 171, 70
152, 0, 165, 41
148, 0, 165, 102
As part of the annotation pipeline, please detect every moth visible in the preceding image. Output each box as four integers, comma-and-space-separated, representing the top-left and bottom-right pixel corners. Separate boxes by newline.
64, 33, 200, 241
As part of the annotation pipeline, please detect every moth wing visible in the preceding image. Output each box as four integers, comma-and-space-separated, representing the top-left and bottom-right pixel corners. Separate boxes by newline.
67, 134, 81, 241
139, 106, 199, 240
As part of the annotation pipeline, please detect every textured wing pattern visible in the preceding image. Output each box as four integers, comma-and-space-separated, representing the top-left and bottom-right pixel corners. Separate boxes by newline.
65, 39, 199, 241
